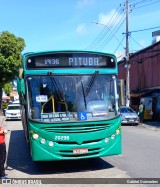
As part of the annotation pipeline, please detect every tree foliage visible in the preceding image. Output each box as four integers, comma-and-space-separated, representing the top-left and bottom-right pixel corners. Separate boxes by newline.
0, 31, 25, 86
0, 31, 26, 110
3, 83, 13, 96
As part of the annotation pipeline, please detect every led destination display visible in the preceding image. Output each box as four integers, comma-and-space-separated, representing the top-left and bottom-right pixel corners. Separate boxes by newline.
26, 52, 116, 69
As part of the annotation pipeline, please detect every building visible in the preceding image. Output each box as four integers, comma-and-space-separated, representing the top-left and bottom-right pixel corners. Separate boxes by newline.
118, 41, 160, 121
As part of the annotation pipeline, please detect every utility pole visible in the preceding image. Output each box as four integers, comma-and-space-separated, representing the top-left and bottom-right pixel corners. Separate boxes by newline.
125, 0, 130, 107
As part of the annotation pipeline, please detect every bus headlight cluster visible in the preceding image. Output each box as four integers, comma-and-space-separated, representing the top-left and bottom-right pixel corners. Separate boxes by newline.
39, 138, 54, 147
104, 134, 116, 143
104, 127, 121, 143
31, 131, 54, 147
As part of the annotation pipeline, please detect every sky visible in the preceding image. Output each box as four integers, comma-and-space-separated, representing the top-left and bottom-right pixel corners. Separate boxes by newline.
0, 0, 160, 60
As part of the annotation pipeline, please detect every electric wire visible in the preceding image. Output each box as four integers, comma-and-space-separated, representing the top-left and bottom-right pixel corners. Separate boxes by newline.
86, 4, 125, 50
129, 26, 160, 33
127, 0, 160, 54
132, 0, 159, 5
114, 35, 126, 53
98, 15, 126, 50
131, 0, 160, 9
86, 0, 160, 54
86, 6, 121, 50
130, 35, 145, 49
88, 9, 126, 51
87, 11, 124, 50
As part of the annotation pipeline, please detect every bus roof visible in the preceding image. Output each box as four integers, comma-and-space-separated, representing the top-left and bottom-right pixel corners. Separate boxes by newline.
22, 50, 117, 59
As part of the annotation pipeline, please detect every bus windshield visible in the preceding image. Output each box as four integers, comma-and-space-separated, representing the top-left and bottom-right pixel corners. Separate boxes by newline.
27, 74, 117, 122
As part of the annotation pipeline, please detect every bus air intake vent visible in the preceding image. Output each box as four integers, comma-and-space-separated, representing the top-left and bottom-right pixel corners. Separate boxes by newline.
44, 124, 110, 133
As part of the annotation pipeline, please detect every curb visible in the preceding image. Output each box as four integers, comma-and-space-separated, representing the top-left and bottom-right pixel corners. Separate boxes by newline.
139, 123, 160, 131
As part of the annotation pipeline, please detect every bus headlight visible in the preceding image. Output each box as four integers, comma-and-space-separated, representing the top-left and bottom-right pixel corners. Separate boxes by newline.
40, 138, 46, 144
48, 141, 54, 147
111, 134, 116, 140
32, 133, 39, 140
104, 138, 109, 143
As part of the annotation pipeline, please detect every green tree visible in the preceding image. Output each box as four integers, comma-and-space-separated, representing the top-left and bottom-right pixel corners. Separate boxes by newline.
0, 31, 25, 110
3, 83, 13, 96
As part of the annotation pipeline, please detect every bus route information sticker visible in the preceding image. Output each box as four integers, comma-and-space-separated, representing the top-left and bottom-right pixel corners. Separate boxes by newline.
36, 95, 48, 102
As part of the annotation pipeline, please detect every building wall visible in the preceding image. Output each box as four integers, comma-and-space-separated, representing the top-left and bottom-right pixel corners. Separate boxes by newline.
118, 41, 160, 92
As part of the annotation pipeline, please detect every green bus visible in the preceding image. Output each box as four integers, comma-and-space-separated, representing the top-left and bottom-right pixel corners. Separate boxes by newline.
17, 50, 121, 161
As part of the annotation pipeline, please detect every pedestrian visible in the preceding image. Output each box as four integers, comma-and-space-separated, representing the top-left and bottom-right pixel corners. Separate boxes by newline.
0, 117, 8, 179
138, 102, 145, 123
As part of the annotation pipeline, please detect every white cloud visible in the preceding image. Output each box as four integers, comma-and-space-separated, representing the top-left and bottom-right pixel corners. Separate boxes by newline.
76, 24, 87, 34
77, 0, 95, 8
98, 9, 123, 26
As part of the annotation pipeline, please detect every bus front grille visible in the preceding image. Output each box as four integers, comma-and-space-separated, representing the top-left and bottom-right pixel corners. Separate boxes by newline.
44, 123, 110, 133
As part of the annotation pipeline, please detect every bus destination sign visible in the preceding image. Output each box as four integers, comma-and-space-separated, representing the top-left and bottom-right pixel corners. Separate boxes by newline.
26, 53, 116, 69
43, 57, 99, 67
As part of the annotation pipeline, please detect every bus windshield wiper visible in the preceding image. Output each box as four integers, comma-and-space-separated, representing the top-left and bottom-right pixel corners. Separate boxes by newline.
48, 72, 64, 102
85, 71, 99, 97
81, 81, 87, 109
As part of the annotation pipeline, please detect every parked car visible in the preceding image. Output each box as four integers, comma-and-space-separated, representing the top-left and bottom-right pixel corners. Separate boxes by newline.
12, 99, 20, 104
120, 106, 139, 125
5, 104, 21, 120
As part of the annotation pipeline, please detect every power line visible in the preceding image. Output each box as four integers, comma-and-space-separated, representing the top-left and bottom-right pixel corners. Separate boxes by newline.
129, 26, 160, 33
86, 6, 121, 49
89, 10, 126, 50
92, 21, 125, 50
98, 15, 126, 50
86, 4, 125, 50
130, 35, 144, 48
133, 0, 158, 5
131, 0, 160, 9
114, 36, 126, 53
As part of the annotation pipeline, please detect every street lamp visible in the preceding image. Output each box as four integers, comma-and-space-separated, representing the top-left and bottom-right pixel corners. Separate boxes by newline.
92, 21, 124, 49
93, 17, 130, 107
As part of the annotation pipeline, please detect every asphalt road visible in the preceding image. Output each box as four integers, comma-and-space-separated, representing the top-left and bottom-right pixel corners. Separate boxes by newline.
1, 117, 160, 186
105, 124, 160, 178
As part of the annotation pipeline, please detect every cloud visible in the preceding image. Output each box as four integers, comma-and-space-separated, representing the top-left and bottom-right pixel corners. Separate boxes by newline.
77, 0, 95, 8
98, 9, 123, 26
76, 24, 87, 34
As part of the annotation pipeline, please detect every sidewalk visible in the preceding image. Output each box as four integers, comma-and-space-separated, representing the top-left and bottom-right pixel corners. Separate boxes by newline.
140, 121, 160, 130
0, 114, 5, 121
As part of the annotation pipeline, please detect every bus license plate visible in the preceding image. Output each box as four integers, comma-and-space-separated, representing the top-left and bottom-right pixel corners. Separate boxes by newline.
73, 148, 88, 154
